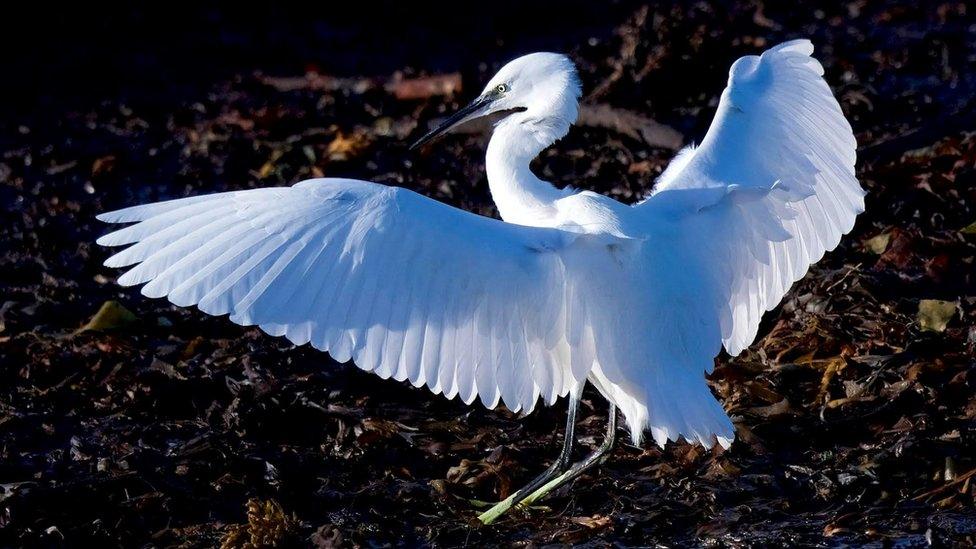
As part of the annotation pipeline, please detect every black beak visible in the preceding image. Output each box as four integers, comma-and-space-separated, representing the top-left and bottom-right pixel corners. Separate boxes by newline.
410, 94, 492, 150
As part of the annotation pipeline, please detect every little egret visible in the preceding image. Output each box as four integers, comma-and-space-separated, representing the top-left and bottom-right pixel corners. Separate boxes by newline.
96, 40, 864, 523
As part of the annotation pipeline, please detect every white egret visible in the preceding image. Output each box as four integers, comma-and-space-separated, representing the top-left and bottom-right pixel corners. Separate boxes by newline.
96, 40, 864, 523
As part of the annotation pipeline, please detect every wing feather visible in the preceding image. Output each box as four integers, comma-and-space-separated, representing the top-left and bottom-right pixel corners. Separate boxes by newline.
97, 178, 591, 414
639, 39, 865, 357
612, 39, 864, 448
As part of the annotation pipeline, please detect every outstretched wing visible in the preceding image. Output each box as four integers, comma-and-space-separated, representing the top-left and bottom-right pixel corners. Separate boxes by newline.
97, 178, 587, 413
637, 39, 865, 358
608, 39, 864, 447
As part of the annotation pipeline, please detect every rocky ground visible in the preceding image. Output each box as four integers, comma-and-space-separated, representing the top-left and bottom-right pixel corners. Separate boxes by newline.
1, 2, 975, 547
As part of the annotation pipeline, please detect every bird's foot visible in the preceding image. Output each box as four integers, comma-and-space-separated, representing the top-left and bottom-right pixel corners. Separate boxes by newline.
477, 404, 616, 525
476, 463, 568, 524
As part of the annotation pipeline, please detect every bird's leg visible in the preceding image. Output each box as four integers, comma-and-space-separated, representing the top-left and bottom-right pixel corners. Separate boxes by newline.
476, 396, 579, 524
498, 404, 617, 516
506, 396, 578, 505
477, 402, 618, 525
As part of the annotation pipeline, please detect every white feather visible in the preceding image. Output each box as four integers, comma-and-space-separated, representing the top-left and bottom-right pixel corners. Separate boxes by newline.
97, 42, 863, 450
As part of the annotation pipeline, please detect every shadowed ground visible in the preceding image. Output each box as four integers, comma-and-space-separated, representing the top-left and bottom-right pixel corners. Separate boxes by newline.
2, 2, 975, 546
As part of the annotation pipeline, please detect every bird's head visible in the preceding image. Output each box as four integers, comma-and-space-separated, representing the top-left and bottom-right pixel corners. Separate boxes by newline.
411, 52, 581, 149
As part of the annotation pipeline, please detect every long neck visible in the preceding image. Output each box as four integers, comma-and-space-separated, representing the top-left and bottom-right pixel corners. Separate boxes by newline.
485, 114, 570, 226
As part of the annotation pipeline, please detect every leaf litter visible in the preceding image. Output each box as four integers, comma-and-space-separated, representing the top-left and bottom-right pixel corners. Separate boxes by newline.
1, 1, 976, 546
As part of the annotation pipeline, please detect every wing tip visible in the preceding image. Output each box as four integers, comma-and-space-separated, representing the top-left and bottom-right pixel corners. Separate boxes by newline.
715, 433, 735, 450
771, 38, 814, 56
96, 209, 140, 224
102, 256, 128, 269
650, 427, 736, 451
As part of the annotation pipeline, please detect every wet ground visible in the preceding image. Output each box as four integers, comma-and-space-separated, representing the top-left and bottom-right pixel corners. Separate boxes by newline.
2, 2, 976, 547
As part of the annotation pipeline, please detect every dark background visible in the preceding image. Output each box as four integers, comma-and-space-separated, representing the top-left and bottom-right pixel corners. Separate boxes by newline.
2, 3, 633, 119
2, 1, 976, 547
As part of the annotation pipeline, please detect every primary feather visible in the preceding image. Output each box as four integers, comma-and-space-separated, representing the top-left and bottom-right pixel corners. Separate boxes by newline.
99, 180, 591, 414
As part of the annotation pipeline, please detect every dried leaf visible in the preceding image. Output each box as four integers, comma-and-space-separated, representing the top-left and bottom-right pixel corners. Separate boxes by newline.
917, 300, 958, 332
816, 357, 847, 401
149, 359, 186, 380
326, 131, 371, 161
864, 232, 891, 254
256, 149, 284, 179
310, 525, 344, 548
260, 73, 377, 94
76, 301, 137, 333
386, 72, 462, 100
91, 155, 116, 176
876, 228, 915, 269
577, 104, 683, 150
568, 514, 611, 530
748, 398, 795, 419
220, 499, 297, 549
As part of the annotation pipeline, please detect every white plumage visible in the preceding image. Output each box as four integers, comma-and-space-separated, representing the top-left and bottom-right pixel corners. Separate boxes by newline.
97, 40, 864, 453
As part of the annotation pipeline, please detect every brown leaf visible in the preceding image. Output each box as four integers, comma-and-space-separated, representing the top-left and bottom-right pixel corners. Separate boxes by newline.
91, 155, 116, 176
748, 398, 795, 419
816, 357, 847, 402
627, 159, 656, 176
925, 254, 951, 282
876, 228, 915, 269
220, 499, 297, 549
386, 72, 462, 100
216, 111, 255, 131
577, 104, 683, 150
743, 381, 783, 404
326, 131, 371, 161
568, 514, 611, 530
702, 459, 742, 480
256, 149, 284, 179
823, 523, 849, 537
310, 525, 344, 549
149, 359, 186, 380
355, 418, 400, 446
260, 73, 377, 94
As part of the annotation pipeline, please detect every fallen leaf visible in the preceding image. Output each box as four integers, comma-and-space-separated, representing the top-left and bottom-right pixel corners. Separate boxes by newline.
876, 228, 915, 269
386, 72, 462, 100
627, 159, 656, 175
259, 73, 377, 94
220, 499, 297, 549
577, 104, 683, 150
310, 525, 344, 549
743, 381, 783, 403
76, 301, 137, 333
817, 357, 848, 402
149, 358, 186, 380
917, 300, 958, 332
569, 515, 611, 530
91, 155, 116, 176
257, 149, 285, 179
823, 523, 849, 537
748, 398, 795, 419
326, 131, 371, 161
46, 160, 78, 175
864, 232, 891, 254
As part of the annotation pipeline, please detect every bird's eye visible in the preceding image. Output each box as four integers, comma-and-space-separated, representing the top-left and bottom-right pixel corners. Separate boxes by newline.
495, 84, 509, 94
